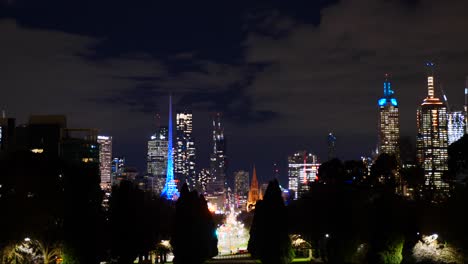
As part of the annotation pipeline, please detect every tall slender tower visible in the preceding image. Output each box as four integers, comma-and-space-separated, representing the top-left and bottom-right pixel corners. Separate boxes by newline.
175, 109, 196, 190
207, 113, 227, 194
161, 96, 179, 200
417, 63, 449, 199
378, 74, 400, 160
97, 135, 112, 188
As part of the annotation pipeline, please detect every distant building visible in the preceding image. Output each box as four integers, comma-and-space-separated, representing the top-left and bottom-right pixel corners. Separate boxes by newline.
197, 168, 211, 193
234, 170, 249, 211
416, 63, 450, 199
175, 109, 196, 190
147, 126, 168, 194
288, 151, 320, 200
247, 166, 262, 212
61, 128, 99, 165
26, 115, 67, 157
378, 74, 400, 160
97, 135, 112, 188
111, 157, 125, 185
447, 111, 465, 145
208, 113, 227, 194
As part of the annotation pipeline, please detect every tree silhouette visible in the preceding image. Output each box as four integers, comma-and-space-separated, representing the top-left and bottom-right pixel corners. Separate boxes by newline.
248, 179, 293, 264
171, 184, 217, 264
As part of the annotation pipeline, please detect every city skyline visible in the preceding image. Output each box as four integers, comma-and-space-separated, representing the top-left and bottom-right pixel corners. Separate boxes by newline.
2, 1, 468, 184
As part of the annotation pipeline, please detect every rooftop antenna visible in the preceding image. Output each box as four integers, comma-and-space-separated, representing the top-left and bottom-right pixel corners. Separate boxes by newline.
439, 84, 450, 111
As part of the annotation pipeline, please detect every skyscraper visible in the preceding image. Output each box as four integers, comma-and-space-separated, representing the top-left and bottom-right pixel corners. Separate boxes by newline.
288, 151, 320, 200
175, 109, 196, 190
111, 157, 125, 185
97, 135, 112, 188
416, 63, 450, 198
447, 111, 465, 145
162, 96, 179, 200
378, 74, 400, 160
147, 126, 168, 194
207, 113, 227, 194
234, 170, 249, 210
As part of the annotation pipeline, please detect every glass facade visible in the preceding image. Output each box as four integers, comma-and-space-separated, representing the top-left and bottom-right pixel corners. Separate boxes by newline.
447, 111, 465, 145
175, 110, 196, 190
147, 127, 168, 194
97, 135, 112, 186
288, 151, 320, 200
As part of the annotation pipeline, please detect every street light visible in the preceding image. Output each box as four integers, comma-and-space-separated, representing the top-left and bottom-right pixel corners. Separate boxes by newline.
24, 237, 31, 242
325, 234, 329, 238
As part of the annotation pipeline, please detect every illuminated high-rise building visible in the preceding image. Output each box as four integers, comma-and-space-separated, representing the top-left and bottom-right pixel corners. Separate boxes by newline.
416, 63, 450, 198
447, 111, 465, 145
97, 135, 112, 187
161, 96, 179, 200
378, 74, 400, 160
111, 157, 125, 185
288, 151, 320, 200
147, 126, 168, 194
207, 113, 227, 194
234, 170, 249, 210
175, 109, 196, 190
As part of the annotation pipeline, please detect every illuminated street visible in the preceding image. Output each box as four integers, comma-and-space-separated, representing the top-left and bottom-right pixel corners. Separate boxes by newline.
216, 209, 249, 255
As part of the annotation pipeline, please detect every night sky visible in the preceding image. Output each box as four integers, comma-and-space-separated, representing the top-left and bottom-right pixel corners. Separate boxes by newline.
2, 0, 468, 186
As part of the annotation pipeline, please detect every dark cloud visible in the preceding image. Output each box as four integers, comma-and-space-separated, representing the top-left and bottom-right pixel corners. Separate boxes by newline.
2, 0, 468, 180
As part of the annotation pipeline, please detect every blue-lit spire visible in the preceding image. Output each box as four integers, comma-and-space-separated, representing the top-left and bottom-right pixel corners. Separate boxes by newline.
161, 95, 179, 200
379, 74, 398, 107
383, 73, 394, 97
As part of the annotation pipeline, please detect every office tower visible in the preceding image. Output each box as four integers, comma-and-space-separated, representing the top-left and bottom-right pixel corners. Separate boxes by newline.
416, 63, 450, 198
27, 115, 67, 157
207, 113, 227, 194
61, 128, 99, 164
447, 111, 465, 145
111, 157, 125, 185
378, 74, 400, 160
247, 166, 261, 212
234, 170, 250, 210
197, 168, 211, 193
175, 109, 196, 189
147, 126, 168, 194
288, 151, 320, 200
327, 133, 336, 160
162, 96, 179, 200
97, 135, 112, 188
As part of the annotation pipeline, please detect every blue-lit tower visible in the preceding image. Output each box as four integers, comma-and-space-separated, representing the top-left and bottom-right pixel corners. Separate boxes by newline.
378, 74, 400, 161
161, 96, 179, 200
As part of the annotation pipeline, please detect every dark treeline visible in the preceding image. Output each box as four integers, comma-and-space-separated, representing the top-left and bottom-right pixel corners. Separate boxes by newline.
247, 135, 468, 263
0, 149, 178, 264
